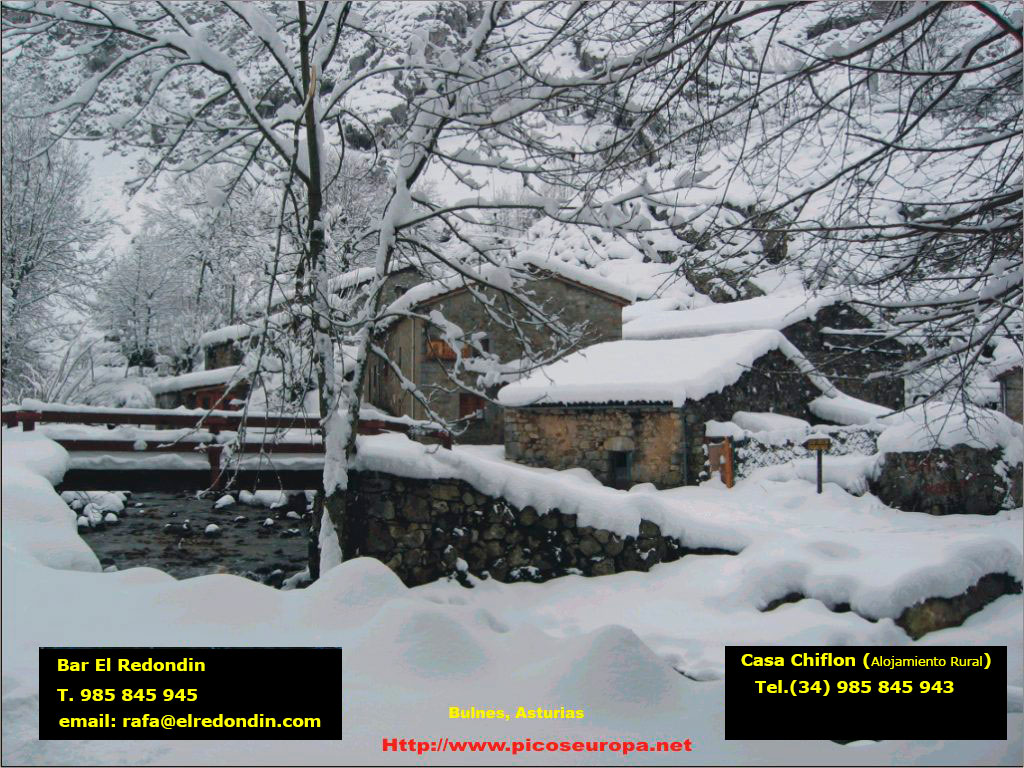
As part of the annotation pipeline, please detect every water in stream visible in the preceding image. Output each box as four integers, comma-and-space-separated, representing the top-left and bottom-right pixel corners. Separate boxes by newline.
69, 491, 313, 587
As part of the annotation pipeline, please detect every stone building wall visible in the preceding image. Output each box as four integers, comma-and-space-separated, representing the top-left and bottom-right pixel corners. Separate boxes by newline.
505, 406, 685, 487
999, 368, 1022, 423
869, 445, 1023, 515
367, 274, 628, 444
204, 340, 246, 371
505, 348, 824, 488
782, 304, 912, 410
337, 470, 733, 586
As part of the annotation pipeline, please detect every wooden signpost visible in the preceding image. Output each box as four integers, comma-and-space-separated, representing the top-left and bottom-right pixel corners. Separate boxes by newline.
803, 436, 832, 494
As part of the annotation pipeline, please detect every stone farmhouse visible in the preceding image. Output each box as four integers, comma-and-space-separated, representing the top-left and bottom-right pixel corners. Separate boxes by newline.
497, 329, 849, 488
194, 256, 635, 443
200, 324, 250, 370
366, 258, 635, 443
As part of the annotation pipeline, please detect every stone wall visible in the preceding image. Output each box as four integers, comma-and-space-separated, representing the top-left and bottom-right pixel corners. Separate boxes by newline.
999, 368, 1023, 423
336, 470, 734, 586
204, 340, 245, 370
869, 445, 1023, 515
733, 426, 878, 480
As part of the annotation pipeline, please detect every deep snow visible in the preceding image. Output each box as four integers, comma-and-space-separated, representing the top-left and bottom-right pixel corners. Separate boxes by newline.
1, 428, 1021, 765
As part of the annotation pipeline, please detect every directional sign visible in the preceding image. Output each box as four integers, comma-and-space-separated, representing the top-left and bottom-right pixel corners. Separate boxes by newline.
803, 437, 832, 452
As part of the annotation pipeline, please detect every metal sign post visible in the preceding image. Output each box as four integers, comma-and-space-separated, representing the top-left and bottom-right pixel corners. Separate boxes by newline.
803, 436, 832, 494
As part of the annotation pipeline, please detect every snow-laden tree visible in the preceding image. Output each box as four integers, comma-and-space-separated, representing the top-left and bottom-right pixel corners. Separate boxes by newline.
0, 83, 109, 401
93, 228, 201, 372
0, 1, 605, 572
504, 1, 1022, 399
6, 0, 1017, 573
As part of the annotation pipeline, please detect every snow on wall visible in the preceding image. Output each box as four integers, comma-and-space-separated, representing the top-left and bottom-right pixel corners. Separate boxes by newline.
877, 402, 1024, 466
353, 434, 747, 551
810, 392, 893, 425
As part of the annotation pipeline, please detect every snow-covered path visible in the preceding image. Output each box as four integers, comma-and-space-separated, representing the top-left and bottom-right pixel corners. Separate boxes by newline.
2, 430, 1021, 765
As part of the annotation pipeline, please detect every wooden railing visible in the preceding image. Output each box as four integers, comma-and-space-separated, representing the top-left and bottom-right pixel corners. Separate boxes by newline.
1, 404, 451, 490
1, 405, 449, 444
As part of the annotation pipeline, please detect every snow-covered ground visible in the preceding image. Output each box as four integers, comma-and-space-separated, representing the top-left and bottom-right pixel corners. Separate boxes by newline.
2, 428, 1021, 765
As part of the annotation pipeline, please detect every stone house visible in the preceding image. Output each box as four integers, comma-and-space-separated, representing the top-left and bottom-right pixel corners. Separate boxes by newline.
148, 366, 249, 410
499, 329, 836, 489
366, 259, 635, 443
623, 291, 913, 409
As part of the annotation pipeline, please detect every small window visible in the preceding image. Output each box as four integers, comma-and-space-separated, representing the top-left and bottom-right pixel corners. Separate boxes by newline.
427, 339, 457, 361
459, 392, 487, 420
608, 450, 633, 489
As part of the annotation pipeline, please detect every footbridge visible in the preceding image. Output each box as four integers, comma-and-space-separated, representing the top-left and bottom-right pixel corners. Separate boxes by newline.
2, 403, 450, 493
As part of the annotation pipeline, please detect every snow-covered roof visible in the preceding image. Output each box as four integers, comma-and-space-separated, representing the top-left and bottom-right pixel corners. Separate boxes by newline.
515, 218, 701, 305
383, 254, 637, 319
522, 253, 638, 302
876, 402, 1023, 464
623, 291, 842, 340
198, 323, 253, 348
147, 366, 247, 395
498, 329, 831, 407
989, 347, 1023, 381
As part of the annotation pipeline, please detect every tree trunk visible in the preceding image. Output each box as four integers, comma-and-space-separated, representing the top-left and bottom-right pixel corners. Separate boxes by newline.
298, 1, 347, 577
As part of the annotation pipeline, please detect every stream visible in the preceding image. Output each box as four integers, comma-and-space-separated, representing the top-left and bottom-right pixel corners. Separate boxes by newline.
68, 491, 313, 588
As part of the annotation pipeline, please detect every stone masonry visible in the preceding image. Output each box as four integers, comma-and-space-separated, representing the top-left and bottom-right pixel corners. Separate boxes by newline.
869, 445, 1023, 515
506, 406, 685, 487
337, 470, 735, 586
505, 348, 824, 488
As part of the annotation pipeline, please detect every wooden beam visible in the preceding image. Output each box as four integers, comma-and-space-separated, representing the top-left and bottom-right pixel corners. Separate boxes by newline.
57, 468, 324, 493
